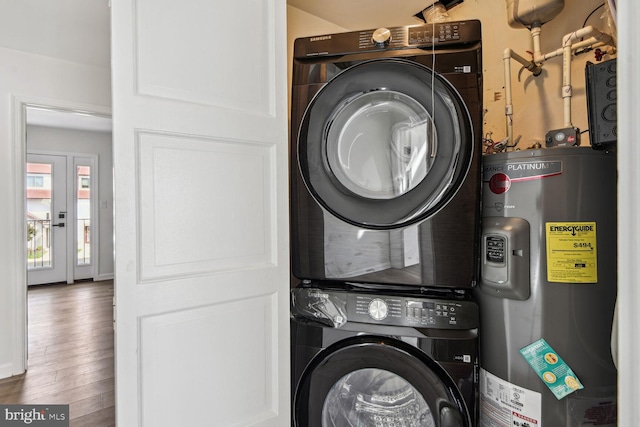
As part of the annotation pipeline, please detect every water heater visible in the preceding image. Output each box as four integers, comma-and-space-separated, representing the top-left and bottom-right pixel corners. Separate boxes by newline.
506, 0, 565, 28
476, 147, 617, 426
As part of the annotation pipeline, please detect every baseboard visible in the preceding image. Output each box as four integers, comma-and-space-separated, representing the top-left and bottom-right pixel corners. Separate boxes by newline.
94, 273, 114, 282
0, 362, 20, 380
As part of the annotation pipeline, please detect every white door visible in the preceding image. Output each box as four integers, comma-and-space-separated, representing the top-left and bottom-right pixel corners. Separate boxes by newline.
26, 153, 68, 285
111, 0, 289, 426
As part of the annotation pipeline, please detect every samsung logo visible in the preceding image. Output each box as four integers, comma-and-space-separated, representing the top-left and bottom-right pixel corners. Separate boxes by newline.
308, 291, 328, 299
310, 35, 331, 42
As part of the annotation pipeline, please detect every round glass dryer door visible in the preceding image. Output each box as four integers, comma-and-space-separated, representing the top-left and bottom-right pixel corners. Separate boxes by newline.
298, 59, 473, 229
326, 90, 435, 200
294, 336, 470, 427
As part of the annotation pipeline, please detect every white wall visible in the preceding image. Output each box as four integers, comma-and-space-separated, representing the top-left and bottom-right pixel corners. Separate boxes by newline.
26, 125, 114, 280
448, 0, 614, 147
0, 46, 110, 377
287, 6, 348, 112
0, 0, 111, 68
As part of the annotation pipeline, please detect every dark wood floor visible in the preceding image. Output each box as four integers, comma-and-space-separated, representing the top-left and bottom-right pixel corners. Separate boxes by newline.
0, 281, 115, 427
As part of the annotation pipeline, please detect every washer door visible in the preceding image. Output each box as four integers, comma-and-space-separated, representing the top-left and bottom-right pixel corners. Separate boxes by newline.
294, 336, 471, 427
298, 59, 473, 229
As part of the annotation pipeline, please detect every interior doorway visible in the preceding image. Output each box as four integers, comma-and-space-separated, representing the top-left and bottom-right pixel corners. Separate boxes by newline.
25, 105, 113, 286
20, 102, 114, 376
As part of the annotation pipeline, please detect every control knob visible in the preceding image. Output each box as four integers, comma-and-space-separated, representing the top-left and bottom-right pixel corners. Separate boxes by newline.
368, 298, 388, 321
372, 28, 392, 48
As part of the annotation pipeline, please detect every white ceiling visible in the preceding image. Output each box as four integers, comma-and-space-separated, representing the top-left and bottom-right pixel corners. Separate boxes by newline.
287, 0, 437, 29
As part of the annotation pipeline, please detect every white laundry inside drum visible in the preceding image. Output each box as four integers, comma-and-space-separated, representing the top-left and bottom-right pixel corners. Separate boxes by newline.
390, 120, 432, 196
325, 90, 436, 200
322, 368, 436, 427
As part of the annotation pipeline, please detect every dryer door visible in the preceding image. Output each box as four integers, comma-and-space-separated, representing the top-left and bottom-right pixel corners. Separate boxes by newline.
298, 58, 473, 229
294, 336, 471, 427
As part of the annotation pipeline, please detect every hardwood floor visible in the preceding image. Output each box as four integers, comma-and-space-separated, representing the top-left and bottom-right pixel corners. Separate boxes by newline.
0, 281, 115, 427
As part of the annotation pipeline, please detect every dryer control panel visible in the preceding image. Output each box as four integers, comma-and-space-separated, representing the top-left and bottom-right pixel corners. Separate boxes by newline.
293, 19, 481, 58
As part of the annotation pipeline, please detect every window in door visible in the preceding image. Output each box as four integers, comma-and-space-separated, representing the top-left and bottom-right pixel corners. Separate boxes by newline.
76, 165, 91, 266
26, 163, 53, 269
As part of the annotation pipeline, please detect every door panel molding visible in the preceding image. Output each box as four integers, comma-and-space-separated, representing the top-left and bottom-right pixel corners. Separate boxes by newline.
136, 131, 276, 282
133, 0, 276, 115
139, 293, 279, 426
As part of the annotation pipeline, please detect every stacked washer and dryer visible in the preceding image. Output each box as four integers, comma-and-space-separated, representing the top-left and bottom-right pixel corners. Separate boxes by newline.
289, 20, 484, 426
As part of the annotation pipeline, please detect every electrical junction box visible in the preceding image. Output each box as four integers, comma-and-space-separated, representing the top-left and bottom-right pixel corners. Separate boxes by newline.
586, 59, 617, 150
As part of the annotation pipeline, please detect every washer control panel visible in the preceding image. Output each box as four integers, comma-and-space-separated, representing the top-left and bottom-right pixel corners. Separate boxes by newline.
349, 293, 478, 329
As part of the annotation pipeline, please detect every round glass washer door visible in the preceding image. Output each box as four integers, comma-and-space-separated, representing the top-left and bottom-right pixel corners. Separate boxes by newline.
298, 59, 474, 229
293, 336, 470, 427
322, 368, 436, 427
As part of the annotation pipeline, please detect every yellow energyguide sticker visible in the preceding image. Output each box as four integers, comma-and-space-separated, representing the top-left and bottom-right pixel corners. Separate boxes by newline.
546, 222, 597, 283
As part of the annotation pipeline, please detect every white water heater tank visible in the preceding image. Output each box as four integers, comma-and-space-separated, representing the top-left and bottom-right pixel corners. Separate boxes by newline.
506, 0, 565, 28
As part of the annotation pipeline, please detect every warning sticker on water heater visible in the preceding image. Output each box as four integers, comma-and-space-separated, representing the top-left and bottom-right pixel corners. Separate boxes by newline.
479, 369, 541, 426
546, 222, 597, 283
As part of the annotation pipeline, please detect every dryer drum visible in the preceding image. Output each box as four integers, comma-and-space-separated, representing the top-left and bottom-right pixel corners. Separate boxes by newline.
298, 59, 474, 229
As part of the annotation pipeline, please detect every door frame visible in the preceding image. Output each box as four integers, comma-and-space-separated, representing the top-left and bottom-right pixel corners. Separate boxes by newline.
12, 95, 111, 372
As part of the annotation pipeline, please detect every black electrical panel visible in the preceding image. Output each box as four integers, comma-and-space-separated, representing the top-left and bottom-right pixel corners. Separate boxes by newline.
586, 59, 617, 150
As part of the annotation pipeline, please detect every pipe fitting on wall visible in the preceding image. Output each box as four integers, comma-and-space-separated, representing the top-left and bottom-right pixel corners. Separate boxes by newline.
501, 21, 616, 148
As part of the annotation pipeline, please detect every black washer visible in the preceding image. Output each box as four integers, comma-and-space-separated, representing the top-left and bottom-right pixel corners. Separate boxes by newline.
291, 285, 479, 427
